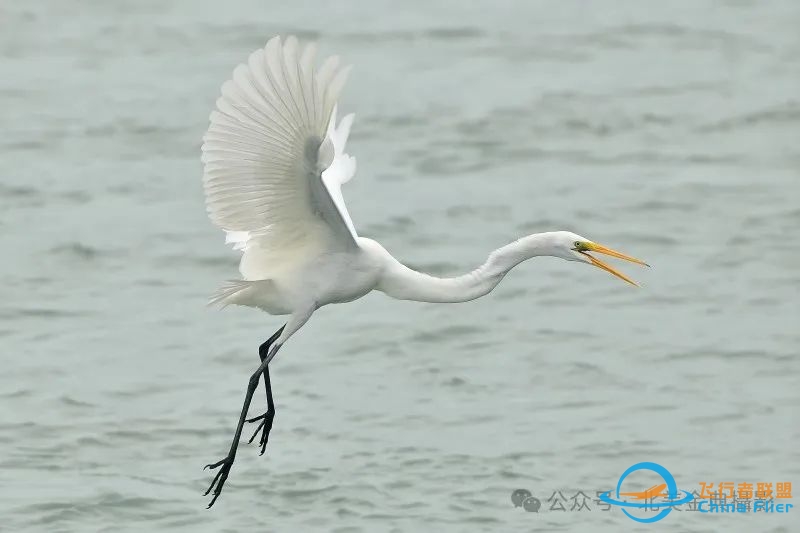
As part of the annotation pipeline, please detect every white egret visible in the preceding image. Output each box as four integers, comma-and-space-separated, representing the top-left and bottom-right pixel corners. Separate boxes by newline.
200, 35, 648, 507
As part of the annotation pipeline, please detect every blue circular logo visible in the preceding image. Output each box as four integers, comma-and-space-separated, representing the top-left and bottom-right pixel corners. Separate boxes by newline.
598, 462, 694, 523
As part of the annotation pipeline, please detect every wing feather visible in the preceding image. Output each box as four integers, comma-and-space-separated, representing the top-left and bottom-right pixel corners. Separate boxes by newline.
202, 36, 358, 255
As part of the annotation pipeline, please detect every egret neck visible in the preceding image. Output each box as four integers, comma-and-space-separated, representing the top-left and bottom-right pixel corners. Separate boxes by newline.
377, 232, 562, 303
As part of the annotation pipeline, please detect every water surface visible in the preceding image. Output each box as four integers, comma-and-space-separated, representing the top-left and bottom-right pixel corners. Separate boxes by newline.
1, 1, 798, 531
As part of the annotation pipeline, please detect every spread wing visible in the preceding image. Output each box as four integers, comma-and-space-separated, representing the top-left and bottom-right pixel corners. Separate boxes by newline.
201, 35, 358, 254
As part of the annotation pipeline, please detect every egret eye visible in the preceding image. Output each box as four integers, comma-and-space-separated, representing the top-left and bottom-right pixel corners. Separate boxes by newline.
574, 241, 581, 248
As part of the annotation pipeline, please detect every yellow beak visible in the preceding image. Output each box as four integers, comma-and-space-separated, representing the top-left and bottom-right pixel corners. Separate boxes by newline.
579, 243, 649, 287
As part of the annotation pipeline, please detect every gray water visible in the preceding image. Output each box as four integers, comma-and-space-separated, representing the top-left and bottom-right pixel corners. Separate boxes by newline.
1, 1, 799, 532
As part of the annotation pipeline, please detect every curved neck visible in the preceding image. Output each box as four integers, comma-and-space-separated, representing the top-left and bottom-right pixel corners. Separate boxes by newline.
376, 233, 556, 303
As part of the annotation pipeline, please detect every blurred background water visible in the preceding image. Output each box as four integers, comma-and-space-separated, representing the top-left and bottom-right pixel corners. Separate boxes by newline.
1, 1, 798, 531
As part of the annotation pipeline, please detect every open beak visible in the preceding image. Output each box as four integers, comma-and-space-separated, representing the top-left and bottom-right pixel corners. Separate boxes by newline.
579, 243, 649, 287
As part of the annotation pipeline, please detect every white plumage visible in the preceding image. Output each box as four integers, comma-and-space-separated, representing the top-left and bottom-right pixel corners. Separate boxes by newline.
201, 34, 647, 338
202, 36, 357, 261
199, 35, 648, 508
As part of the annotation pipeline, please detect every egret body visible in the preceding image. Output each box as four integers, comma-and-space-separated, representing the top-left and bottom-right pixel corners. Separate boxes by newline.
200, 35, 648, 507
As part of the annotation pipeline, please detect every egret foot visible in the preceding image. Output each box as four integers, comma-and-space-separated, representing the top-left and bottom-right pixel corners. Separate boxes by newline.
204, 454, 235, 508
246, 410, 275, 455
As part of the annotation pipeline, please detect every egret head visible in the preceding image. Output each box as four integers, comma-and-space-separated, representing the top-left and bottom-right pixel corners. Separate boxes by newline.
548, 231, 649, 286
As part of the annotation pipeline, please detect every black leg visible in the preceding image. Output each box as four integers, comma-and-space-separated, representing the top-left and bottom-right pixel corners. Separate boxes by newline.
204, 325, 284, 508
203, 363, 264, 507
247, 325, 285, 454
